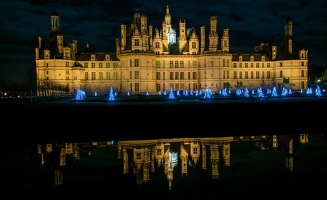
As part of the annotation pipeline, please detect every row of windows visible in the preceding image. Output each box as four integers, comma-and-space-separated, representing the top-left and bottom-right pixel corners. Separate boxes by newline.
84, 62, 118, 68
232, 71, 271, 79
84, 72, 119, 80
233, 63, 271, 68
49, 69, 305, 80
155, 83, 198, 92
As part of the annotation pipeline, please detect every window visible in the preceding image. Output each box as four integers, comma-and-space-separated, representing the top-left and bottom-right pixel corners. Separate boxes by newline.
233, 63, 237, 68
267, 63, 270, 68
251, 63, 253, 68
91, 63, 95, 68
85, 72, 89, 80
130, 71, 132, 79
155, 42, 160, 48
251, 71, 254, 79
280, 70, 283, 78
193, 72, 197, 79
99, 63, 103, 68
113, 63, 118, 68
175, 72, 179, 80
175, 61, 179, 68
163, 72, 165, 80
256, 71, 259, 79
233, 71, 237, 79
66, 62, 69, 67
156, 61, 160, 68
245, 71, 248, 79
134, 71, 139, 79
92, 72, 96, 80
180, 72, 184, 80
114, 71, 118, 80
192, 42, 196, 49
192, 61, 197, 68
188, 72, 190, 80
170, 72, 174, 80
245, 63, 248, 68
239, 71, 242, 79
106, 63, 110, 68
180, 61, 184, 68
156, 84, 160, 92
106, 72, 110, 80
261, 71, 264, 78
134, 59, 139, 67
301, 70, 304, 77
156, 72, 160, 80
239, 63, 242, 68
99, 72, 103, 80
135, 83, 139, 92
135, 39, 139, 46
267, 71, 271, 78
256, 63, 259, 68
170, 61, 174, 68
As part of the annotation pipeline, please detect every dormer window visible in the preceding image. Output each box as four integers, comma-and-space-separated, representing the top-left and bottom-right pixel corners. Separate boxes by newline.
261, 55, 265, 61
44, 50, 50, 59
250, 55, 254, 61
239, 55, 242, 61
91, 54, 96, 61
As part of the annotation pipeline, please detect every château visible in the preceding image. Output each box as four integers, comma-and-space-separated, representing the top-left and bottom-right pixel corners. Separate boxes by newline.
35, 5, 308, 96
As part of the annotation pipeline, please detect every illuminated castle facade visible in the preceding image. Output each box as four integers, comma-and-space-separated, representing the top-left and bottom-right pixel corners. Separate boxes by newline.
35, 5, 308, 96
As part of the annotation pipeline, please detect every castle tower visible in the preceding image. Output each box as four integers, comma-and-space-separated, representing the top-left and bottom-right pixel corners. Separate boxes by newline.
221, 28, 229, 53
208, 14, 219, 52
120, 24, 126, 50
285, 18, 293, 54
200, 26, 205, 53
51, 11, 60, 32
179, 19, 187, 53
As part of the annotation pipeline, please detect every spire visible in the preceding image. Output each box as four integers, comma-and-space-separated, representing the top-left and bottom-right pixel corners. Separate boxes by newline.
51, 9, 60, 32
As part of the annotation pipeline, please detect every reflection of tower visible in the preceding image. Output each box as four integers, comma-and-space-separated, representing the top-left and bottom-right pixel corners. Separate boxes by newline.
155, 143, 165, 167
222, 143, 230, 166
164, 146, 173, 190
123, 148, 129, 174
285, 138, 294, 172
201, 143, 207, 170
180, 144, 189, 176
54, 169, 63, 185
299, 134, 309, 144
190, 141, 200, 165
210, 144, 219, 179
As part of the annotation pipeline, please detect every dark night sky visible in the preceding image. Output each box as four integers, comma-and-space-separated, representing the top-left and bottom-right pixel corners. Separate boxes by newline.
1, 0, 326, 80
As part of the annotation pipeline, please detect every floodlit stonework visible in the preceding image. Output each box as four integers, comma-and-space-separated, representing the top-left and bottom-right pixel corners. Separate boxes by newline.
35, 5, 308, 97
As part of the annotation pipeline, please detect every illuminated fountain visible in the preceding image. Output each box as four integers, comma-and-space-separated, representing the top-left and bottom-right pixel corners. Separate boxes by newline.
75, 89, 86, 101
203, 88, 212, 99
108, 87, 115, 101
169, 87, 175, 99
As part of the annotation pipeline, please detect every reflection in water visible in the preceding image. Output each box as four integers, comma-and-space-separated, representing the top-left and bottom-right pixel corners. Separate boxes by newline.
37, 134, 309, 189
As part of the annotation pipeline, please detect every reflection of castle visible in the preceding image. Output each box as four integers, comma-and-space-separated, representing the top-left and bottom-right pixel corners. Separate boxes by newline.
37, 134, 308, 188
37, 141, 115, 185
117, 134, 308, 189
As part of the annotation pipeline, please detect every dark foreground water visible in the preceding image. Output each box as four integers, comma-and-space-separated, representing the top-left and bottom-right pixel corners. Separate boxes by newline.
1, 134, 326, 199
1, 97, 327, 199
